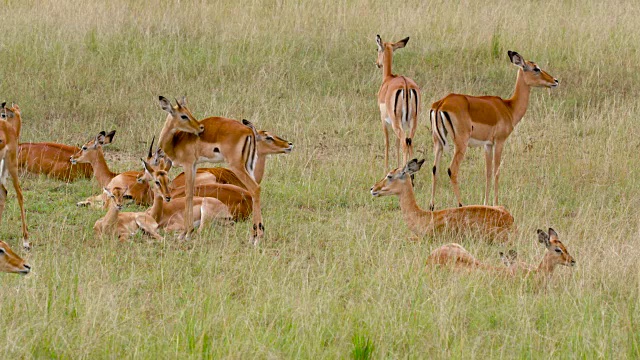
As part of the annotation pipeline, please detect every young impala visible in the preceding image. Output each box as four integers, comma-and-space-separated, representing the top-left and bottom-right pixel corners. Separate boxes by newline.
429, 51, 558, 209
71, 131, 153, 207
157, 96, 265, 244
426, 228, 575, 277
0, 241, 31, 274
0, 116, 29, 249
375, 35, 421, 170
371, 159, 513, 241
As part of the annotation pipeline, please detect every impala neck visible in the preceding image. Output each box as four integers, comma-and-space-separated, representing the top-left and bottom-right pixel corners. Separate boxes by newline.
396, 181, 431, 236
158, 118, 177, 160
536, 251, 557, 275
103, 199, 120, 229
148, 193, 164, 222
382, 48, 393, 79
253, 152, 269, 184
507, 69, 531, 126
91, 149, 117, 187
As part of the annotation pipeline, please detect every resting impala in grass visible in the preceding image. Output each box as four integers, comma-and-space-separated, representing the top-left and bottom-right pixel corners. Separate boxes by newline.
429, 51, 558, 210
370, 159, 513, 241
375, 35, 420, 171
0, 114, 29, 249
0, 241, 30, 274
427, 228, 575, 277
71, 131, 153, 207
170, 128, 293, 189
157, 96, 265, 244
139, 159, 234, 233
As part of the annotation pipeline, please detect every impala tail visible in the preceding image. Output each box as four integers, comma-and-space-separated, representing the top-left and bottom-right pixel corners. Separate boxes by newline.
430, 106, 451, 152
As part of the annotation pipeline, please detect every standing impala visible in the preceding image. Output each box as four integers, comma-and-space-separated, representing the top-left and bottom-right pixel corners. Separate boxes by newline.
427, 228, 575, 277
371, 159, 513, 241
157, 96, 264, 244
429, 51, 558, 210
376, 35, 420, 170
0, 118, 29, 249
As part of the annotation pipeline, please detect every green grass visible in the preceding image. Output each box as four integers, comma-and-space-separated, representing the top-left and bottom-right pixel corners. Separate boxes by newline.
1, 0, 640, 358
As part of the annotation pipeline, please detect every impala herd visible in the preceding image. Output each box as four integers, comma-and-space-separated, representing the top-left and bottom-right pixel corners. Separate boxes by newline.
0, 35, 574, 281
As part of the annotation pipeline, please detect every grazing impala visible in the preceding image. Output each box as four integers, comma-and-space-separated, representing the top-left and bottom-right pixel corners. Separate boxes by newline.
71, 131, 153, 207
140, 159, 234, 233
0, 118, 29, 249
370, 159, 513, 241
375, 35, 420, 170
429, 51, 558, 209
157, 96, 265, 244
0, 241, 30, 274
171, 128, 293, 189
426, 228, 575, 277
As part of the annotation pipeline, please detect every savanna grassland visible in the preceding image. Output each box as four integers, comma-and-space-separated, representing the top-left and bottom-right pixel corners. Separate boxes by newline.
1, 0, 640, 358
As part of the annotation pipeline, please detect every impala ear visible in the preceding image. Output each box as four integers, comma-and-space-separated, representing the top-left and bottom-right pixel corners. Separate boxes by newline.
11, 103, 19, 112
103, 130, 116, 145
537, 229, 551, 248
376, 34, 383, 51
1, 102, 5, 109
103, 187, 113, 197
392, 36, 409, 50
140, 158, 154, 176
403, 158, 425, 175
163, 158, 173, 172
548, 228, 559, 241
177, 96, 187, 108
242, 119, 259, 137
96, 132, 106, 146
508, 50, 530, 70
159, 96, 174, 114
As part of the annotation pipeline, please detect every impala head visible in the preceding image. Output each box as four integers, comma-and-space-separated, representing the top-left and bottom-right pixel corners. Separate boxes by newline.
255, 129, 294, 155
538, 228, 575, 267
158, 96, 204, 135
70, 130, 116, 164
375, 35, 409, 69
103, 186, 127, 211
508, 51, 558, 88
0, 241, 30, 275
1, 102, 21, 121
141, 158, 173, 202
370, 158, 425, 197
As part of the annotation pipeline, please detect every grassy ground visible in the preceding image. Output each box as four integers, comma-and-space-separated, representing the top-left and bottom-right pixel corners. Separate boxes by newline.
1, 0, 640, 358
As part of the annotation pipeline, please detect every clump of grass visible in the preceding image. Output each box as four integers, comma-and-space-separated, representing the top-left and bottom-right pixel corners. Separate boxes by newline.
351, 333, 375, 360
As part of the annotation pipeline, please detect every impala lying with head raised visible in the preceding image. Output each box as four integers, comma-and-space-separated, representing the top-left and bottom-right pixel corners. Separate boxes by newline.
371, 159, 513, 241
71, 131, 153, 207
0, 114, 29, 249
0, 241, 30, 274
157, 96, 266, 244
426, 228, 575, 277
375, 35, 420, 170
429, 51, 558, 209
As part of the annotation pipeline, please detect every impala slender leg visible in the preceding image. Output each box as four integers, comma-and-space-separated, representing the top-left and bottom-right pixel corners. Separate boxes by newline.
483, 144, 494, 206
448, 144, 467, 208
230, 165, 262, 245
382, 121, 390, 171
0, 184, 6, 225
8, 164, 29, 247
492, 141, 505, 206
430, 140, 443, 211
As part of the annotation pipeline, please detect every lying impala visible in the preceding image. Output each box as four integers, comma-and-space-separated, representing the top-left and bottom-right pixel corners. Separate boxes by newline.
157, 96, 265, 244
94, 186, 163, 242
370, 159, 513, 241
0, 241, 31, 274
375, 35, 420, 170
429, 51, 558, 210
170, 128, 293, 189
426, 228, 575, 277
0, 112, 29, 249
139, 159, 234, 233
71, 131, 153, 207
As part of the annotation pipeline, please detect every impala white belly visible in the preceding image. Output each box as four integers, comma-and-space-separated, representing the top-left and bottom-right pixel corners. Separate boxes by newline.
468, 138, 493, 148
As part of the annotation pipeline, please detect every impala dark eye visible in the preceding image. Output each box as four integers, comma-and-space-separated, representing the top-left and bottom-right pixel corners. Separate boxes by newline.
534, 68, 541, 73
266, 136, 274, 141
181, 115, 188, 120
82, 146, 87, 151
554, 248, 562, 253
0, 248, 5, 254
387, 175, 392, 179
155, 181, 160, 185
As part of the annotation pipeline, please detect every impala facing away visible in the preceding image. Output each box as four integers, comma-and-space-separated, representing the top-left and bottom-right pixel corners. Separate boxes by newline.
0, 241, 30, 274
0, 116, 29, 249
157, 96, 265, 244
426, 228, 575, 277
371, 159, 513, 241
376, 35, 421, 170
71, 131, 153, 207
429, 51, 558, 210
